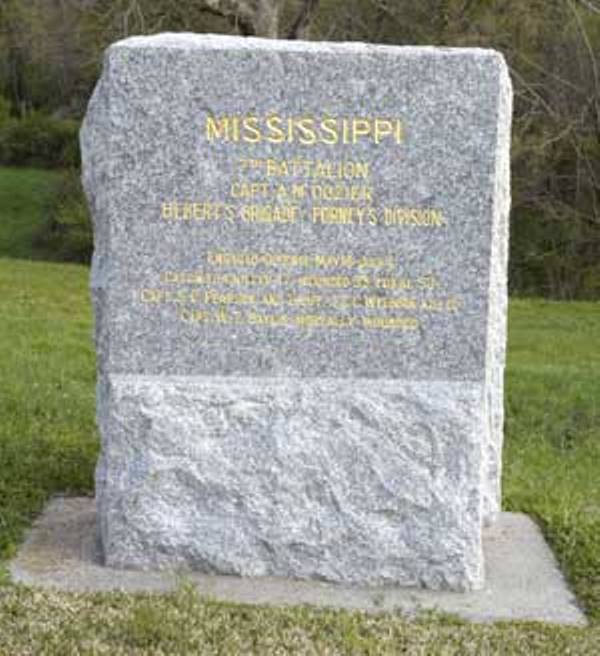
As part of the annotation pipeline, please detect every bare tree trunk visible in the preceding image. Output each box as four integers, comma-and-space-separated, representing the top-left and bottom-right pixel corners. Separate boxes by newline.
200, 0, 258, 35
1, 2, 28, 114
287, 0, 320, 39
254, 0, 280, 37
200, 0, 281, 37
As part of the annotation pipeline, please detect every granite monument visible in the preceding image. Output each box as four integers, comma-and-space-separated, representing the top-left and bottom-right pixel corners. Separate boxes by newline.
81, 33, 512, 591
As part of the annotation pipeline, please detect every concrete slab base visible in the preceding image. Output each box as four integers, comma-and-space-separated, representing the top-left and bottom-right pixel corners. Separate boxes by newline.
9, 497, 586, 626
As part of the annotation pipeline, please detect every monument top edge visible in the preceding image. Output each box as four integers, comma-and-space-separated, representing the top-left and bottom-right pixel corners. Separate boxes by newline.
109, 32, 507, 65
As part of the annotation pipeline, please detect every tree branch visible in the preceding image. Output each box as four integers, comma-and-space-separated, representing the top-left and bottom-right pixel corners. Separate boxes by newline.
576, 0, 600, 14
199, 0, 259, 36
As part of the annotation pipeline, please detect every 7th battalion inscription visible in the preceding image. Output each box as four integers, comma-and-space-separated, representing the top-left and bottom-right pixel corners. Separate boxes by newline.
82, 34, 512, 590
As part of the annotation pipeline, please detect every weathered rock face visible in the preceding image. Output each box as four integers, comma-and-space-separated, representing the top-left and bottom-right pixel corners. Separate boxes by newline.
95, 377, 487, 589
82, 33, 512, 591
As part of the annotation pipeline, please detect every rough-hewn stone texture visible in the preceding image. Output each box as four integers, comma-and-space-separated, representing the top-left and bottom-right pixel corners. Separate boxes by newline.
81, 34, 512, 590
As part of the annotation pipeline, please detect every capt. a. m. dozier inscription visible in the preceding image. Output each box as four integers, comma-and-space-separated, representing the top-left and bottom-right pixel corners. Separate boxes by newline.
82, 34, 512, 591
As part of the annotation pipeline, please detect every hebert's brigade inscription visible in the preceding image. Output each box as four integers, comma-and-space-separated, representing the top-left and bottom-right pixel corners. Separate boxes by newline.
83, 34, 512, 590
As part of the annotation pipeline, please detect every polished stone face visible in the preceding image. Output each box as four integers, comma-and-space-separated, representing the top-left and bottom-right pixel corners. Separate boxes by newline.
82, 33, 512, 590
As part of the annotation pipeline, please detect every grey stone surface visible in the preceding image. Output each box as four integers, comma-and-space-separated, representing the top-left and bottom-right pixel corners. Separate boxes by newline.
81, 34, 512, 590
10, 498, 587, 626
95, 375, 486, 589
483, 59, 513, 525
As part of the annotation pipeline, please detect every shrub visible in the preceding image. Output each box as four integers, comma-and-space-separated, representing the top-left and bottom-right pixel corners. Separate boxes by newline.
0, 111, 80, 168
34, 169, 92, 263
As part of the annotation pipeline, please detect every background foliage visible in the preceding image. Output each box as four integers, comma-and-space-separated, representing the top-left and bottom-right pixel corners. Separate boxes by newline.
0, 0, 598, 298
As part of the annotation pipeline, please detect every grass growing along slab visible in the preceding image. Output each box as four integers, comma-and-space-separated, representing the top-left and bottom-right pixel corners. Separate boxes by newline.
503, 300, 600, 622
0, 258, 97, 563
0, 584, 598, 655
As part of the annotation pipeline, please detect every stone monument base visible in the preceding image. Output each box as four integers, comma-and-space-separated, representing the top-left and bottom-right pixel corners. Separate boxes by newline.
9, 497, 586, 626
96, 375, 487, 591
